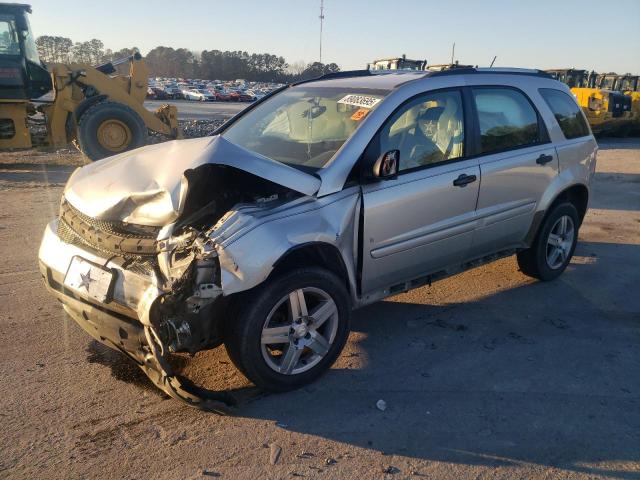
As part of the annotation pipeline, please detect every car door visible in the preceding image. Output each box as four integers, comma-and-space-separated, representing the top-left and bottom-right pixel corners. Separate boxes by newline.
467, 86, 559, 259
360, 89, 480, 295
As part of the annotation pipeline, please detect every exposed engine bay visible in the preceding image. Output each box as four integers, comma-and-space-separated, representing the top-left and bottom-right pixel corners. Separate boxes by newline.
55, 160, 302, 412
153, 164, 299, 353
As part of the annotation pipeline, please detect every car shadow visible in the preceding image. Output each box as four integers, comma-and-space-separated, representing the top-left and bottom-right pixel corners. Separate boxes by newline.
234, 241, 640, 477
81, 241, 639, 477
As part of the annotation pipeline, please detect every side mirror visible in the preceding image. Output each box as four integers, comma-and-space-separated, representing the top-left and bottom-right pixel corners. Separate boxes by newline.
371, 149, 399, 180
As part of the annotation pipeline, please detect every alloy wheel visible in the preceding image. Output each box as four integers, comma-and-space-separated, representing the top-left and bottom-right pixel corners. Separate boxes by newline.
260, 287, 339, 375
546, 214, 575, 269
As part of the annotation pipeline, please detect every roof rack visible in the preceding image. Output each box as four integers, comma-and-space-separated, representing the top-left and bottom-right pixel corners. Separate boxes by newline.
292, 69, 427, 86
428, 67, 553, 79
292, 66, 552, 88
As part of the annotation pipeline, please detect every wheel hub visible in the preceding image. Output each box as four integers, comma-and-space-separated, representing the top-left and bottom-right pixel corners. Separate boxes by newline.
97, 119, 132, 152
291, 322, 309, 339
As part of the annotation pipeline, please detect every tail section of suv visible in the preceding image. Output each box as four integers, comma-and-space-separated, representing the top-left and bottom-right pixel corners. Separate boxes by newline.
38, 68, 597, 411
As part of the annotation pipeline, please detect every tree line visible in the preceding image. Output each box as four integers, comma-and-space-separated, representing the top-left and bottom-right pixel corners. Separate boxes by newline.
35, 36, 340, 83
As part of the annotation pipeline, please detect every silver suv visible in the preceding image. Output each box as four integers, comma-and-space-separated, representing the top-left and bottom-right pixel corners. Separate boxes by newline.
39, 68, 597, 411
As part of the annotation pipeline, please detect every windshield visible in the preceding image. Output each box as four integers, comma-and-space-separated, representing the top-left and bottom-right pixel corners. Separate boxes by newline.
21, 14, 39, 63
222, 86, 389, 170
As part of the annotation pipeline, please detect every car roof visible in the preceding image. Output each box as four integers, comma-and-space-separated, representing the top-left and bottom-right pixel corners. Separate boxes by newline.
298, 71, 426, 91
296, 68, 554, 92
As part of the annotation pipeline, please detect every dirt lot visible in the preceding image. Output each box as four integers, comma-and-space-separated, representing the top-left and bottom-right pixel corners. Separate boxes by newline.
0, 140, 638, 479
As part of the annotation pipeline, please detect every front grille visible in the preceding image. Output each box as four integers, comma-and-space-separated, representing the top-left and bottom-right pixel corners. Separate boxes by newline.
62, 200, 159, 239
57, 199, 161, 277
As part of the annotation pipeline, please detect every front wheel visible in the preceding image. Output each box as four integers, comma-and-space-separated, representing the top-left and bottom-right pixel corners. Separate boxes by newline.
224, 268, 351, 392
517, 202, 579, 281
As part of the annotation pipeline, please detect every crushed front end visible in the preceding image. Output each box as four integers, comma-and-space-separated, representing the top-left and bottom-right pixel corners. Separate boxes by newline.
39, 198, 237, 413
38, 136, 321, 411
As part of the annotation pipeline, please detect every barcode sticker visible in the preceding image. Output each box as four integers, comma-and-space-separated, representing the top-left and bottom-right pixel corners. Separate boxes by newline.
338, 94, 382, 109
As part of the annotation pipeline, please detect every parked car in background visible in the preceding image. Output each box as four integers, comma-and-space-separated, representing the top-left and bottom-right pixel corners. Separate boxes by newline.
196, 89, 216, 101
227, 90, 241, 102
210, 89, 233, 102
146, 86, 170, 100
246, 89, 265, 101
164, 86, 183, 99
236, 91, 255, 102
181, 88, 206, 101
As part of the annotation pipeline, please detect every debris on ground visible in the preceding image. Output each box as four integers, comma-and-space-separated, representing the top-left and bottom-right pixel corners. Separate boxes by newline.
202, 470, 221, 477
325, 457, 337, 465
149, 119, 227, 144
269, 443, 282, 465
376, 399, 387, 411
382, 465, 400, 474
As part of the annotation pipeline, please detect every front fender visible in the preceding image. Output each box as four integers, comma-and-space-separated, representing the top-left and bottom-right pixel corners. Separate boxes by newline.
211, 190, 361, 297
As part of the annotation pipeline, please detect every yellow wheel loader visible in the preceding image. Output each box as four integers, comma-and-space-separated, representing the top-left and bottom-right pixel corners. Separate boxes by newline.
546, 68, 633, 135
0, 3, 181, 160
614, 74, 640, 125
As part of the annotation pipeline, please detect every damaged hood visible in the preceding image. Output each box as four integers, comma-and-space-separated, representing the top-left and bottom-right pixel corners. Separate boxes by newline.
64, 136, 321, 226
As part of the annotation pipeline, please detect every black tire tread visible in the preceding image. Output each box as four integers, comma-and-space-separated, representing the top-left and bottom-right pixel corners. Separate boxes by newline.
517, 202, 579, 281
77, 101, 148, 161
224, 267, 350, 392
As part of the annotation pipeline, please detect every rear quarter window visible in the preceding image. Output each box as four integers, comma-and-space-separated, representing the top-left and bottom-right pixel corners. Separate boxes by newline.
472, 88, 540, 154
539, 88, 590, 139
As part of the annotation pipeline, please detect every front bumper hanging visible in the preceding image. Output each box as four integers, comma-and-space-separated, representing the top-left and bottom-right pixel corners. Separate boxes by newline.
38, 220, 237, 413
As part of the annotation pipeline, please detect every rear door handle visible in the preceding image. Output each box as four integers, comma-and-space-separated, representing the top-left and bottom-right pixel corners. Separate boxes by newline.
453, 173, 477, 187
536, 154, 553, 165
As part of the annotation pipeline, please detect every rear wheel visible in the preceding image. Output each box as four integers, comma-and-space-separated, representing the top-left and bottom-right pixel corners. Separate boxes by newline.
77, 101, 147, 161
517, 202, 579, 281
224, 268, 350, 392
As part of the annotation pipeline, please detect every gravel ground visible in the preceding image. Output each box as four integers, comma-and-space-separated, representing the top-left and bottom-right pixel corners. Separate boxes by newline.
0, 139, 638, 479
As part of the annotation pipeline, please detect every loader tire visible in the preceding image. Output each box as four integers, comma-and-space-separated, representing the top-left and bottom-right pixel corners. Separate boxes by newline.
77, 101, 148, 161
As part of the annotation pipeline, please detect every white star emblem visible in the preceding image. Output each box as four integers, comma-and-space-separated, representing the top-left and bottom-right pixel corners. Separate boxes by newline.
79, 270, 93, 291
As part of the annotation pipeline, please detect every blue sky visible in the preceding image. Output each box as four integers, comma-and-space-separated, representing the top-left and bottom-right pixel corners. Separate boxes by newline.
29, 0, 640, 73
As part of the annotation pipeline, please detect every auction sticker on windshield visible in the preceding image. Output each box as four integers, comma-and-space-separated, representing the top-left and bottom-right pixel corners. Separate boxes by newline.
338, 94, 382, 109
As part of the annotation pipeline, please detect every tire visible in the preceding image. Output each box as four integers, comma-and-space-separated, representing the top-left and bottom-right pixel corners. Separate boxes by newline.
224, 267, 351, 392
77, 101, 147, 161
517, 202, 579, 281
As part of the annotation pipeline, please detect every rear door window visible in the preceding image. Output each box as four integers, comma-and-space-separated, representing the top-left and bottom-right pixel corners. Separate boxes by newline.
472, 88, 540, 154
539, 88, 590, 139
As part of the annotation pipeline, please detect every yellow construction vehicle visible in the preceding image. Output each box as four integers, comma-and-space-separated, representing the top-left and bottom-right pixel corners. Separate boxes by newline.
546, 68, 633, 135
0, 3, 180, 160
609, 73, 640, 125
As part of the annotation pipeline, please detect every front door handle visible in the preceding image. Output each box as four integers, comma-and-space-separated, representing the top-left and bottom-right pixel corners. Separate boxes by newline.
453, 173, 477, 187
536, 154, 553, 165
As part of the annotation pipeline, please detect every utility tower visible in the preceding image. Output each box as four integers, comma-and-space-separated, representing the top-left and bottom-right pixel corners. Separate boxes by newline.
319, 0, 324, 64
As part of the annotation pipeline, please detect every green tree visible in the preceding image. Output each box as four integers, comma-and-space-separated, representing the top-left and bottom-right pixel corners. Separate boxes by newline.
36, 35, 73, 63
